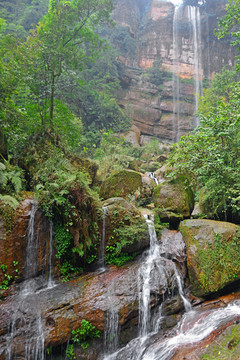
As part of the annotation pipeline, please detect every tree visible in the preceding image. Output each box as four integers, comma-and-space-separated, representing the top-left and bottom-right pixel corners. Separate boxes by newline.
169, 81, 240, 222
23, 0, 114, 130
217, 0, 240, 69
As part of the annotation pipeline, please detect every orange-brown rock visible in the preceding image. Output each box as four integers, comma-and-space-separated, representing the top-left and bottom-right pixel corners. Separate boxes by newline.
0, 197, 52, 295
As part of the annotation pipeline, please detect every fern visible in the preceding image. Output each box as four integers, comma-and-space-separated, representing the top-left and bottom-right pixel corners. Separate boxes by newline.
0, 195, 19, 210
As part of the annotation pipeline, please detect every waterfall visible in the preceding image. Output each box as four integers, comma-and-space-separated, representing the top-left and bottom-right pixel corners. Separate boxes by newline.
174, 265, 192, 312
138, 215, 161, 336
24, 200, 38, 291
104, 309, 120, 354
142, 300, 240, 360
6, 201, 45, 359
103, 216, 192, 360
172, 5, 182, 142
99, 206, 108, 269
147, 172, 159, 185
187, 5, 203, 126
172, 3, 203, 140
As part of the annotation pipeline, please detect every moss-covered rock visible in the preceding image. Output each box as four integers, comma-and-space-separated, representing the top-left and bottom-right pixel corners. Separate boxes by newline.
179, 219, 240, 297
153, 181, 194, 225
102, 197, 149, 257
200, 322, 240, 360
100, 170, 142, 200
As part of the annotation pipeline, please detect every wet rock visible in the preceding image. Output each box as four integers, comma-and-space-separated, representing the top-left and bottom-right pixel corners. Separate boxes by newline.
0, 196, 52, 295
162, 296, 183, 316
180, 219, 240, 297
122, 125, 141, 146
159, 229, 186, 263
102, 197, 149, 254
0, 259, 180, 358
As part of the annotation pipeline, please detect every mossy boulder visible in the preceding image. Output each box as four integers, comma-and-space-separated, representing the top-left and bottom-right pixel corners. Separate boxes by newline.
102, 197, 149, 255
100, 170, 142, 200
179, 219, 240, 297
153, 181, 194, 225
200, 322, 240, 360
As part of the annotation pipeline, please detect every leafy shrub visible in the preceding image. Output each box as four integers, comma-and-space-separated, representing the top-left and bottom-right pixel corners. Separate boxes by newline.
66, 319, 101, 358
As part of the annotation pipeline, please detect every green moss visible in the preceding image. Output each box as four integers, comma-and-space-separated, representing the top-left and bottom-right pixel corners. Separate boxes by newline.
201, 323, 240, 360
153, 181, 194, 218
195, 231, 240, 294
180, 220, 240, 296
100, 170, 142, 200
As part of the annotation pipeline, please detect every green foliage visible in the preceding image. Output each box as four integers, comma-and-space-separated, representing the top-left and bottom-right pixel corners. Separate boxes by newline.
217, 0, 240, 70
66, 344, 76, 360
169, 80, 240, 222
55, 222, 73, 259
105, 219, 148, 266
0, 261, 18, 298
66, 319, 101, 356
0, 159, 24, 195
59, 261, 82, 282
105, 245, 136, 267
196, 230, 240, 294
0, 0, 49, 37
198, 67, 239, 117
146, 60, 172, 88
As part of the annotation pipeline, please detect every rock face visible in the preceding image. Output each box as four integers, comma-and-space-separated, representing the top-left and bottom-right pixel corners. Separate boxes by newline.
0, 197, 52, 295
113, 0, 236, 143
179, 219, 240, 297
0, 259, 182, 359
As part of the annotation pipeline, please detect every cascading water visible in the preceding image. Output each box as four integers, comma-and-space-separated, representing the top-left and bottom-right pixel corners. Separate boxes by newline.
99, 206, 108, 269
172, 5, 182, 142
103, 215, 191, 360
187, 5, 203, 126
147, 172, 159, 185
172, 3, 203, 139
6, 201, 45, 359
142, 300, 240, 360
104, 308, 120, 354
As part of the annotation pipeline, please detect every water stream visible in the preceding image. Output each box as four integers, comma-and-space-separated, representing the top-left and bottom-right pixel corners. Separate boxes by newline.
172, 5, 182, 142
142, 300, 240, 360
172, 3, 203, 139
103, 216, 240, 360
104, 215, 191, 360
187, 5, 203, 126
6, 200, 54, 359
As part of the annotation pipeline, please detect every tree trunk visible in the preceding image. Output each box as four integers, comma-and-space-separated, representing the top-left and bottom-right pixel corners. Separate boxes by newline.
50, 70, 55, 130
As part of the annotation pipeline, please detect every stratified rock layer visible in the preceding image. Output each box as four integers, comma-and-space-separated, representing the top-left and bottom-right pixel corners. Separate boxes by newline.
113, 0, 236, 143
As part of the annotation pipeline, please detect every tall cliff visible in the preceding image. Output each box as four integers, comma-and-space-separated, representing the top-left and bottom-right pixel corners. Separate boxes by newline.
112, 0, 236, 143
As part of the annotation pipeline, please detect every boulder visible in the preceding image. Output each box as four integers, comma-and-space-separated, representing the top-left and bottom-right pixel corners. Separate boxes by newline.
153, 181, 194, 225
100, 169, 142, 200
180, 219, 240, 297
122, 125, 141, 147
102, 197, 149, 254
